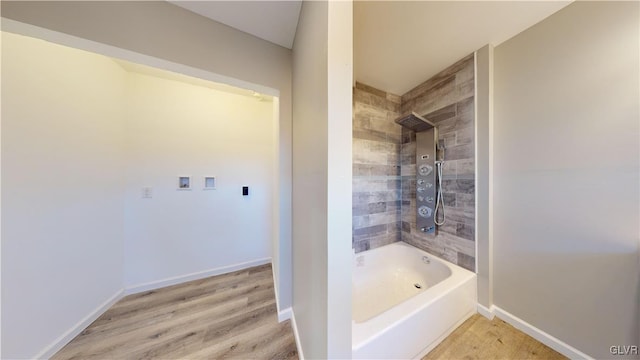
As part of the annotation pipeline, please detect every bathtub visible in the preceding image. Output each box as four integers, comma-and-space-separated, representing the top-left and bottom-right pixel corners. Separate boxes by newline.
352, 242, 477, 359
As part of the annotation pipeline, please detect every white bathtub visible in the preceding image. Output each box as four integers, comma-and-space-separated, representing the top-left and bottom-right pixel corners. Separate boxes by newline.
352, 242, 477, 359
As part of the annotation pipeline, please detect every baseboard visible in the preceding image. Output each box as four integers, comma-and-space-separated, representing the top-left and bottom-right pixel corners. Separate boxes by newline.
271, 268, 292, 322
124, 257, 271, 295
476, 303, 495, 320
492, 306, 594, 360
34, 289, 124, 359
290, 310, 305, 360
278, 307, 292, 322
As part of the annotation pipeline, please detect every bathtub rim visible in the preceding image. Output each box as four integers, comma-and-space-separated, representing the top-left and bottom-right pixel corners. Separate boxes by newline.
352, 241, 477, 352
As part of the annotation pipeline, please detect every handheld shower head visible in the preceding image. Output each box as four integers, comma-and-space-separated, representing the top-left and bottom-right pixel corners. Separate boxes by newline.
437, 143, 445, 162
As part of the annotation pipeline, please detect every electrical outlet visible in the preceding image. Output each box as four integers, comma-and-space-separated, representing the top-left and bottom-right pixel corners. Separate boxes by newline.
142, 187, 153, 199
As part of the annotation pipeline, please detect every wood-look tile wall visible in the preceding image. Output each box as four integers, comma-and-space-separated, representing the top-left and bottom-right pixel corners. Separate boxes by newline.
353, 54, 475, 271
352, 54, 476, 271
400, 54, 476, 271
352, 83, 403, 253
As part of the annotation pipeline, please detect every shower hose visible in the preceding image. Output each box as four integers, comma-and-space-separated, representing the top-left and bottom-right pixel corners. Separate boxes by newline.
434, 161, 446, 226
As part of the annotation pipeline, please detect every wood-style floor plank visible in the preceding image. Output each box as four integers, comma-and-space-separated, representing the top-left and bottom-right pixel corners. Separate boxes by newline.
423, 314, 567, 360
52, 264, 297, 360
52, 264, 566, 360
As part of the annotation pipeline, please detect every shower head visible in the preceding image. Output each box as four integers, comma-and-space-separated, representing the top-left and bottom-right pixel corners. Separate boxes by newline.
395, 112, 436, 132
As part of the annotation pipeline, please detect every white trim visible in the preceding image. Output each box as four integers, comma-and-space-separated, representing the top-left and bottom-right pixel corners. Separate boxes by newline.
34, 289, 124, 359
476, 303, 495, 320
492, 306, 594, 360
124, 257, 271, 295
271, 264, 292, 322
290, 310, 305, 360
278, 307, 292, 322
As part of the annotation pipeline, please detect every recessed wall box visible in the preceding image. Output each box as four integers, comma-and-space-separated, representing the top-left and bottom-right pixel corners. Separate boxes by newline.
178, 176, 191, 190
204, 176, 216, 190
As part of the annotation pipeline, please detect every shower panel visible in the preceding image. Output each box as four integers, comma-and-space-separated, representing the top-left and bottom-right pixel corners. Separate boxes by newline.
416, 130, 436, 233
395, 112, 438, 234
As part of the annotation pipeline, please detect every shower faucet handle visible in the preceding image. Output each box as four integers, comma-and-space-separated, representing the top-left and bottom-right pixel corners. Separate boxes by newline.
420, 226, 435, 233
419, 164, 433, 176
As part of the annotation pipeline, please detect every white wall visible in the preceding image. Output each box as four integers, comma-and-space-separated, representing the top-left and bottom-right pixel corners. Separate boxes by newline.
292, 1, 352, 358
1, 0, 293, 312
123, 70, 274, 288
292, 3, 330, 357
1, 31, 277, 358
1, 32, 126, 358
326, 1, 353, 357
493, 2, 639, 359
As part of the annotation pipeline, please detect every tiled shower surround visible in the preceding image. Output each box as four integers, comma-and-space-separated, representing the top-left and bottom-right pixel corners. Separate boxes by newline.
353, 83, 402, 252
352, 54, 476, 271
352, 83, 402, 252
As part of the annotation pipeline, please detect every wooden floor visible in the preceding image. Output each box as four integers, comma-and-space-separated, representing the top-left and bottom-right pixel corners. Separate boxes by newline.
52, 264, 298, 360
52, 265, 565, 360
424, 314, 567, 360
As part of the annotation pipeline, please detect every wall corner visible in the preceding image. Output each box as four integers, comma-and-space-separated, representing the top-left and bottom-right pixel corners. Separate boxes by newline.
474, 44, 494, 309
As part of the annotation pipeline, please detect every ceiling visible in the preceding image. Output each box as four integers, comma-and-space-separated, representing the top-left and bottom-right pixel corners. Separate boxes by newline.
355, 1, 571, 95
167, 1, 570, 95
169, 1, 302, 49
112, 58, 272, 101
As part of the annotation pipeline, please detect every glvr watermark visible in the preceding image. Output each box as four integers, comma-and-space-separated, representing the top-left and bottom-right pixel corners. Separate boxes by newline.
610, 345, 638, 356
